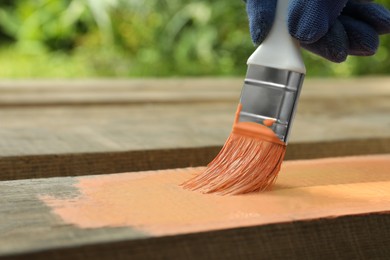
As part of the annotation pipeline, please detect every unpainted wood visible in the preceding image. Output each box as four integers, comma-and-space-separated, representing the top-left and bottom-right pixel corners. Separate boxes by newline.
0, 78, 389, 180
1, 138, 389, 181
0, 78, 389, 106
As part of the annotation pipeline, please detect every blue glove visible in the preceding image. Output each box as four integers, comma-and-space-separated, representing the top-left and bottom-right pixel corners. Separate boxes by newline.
246, 0, 390, 62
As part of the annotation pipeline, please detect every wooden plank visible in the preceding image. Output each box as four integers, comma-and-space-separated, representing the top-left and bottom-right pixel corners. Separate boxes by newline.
1, 138, 389, 181
1, 100, 389, 158
0, 78, 389, 180
0, 78, 389, 106
1, 155, 389, 259
0, 79, 239, 107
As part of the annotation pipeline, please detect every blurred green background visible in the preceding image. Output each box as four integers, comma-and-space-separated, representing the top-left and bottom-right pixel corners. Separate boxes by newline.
0, 0, 389, 78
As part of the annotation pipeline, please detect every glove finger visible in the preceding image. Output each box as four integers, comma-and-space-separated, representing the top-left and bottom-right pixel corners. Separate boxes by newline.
246, 0, 276, 45
343, 1, 390, 34
288, 0, 349, 44
301, 20, 349, 63
339, 15, 379, 56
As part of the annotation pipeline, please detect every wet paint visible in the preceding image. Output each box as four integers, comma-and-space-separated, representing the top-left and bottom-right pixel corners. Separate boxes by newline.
40, 155, 390, 236
263, 119, 276, 127
233, 104, 284, 145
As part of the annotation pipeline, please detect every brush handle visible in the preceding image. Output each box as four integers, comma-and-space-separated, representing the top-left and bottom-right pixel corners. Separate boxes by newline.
247, 0, 306, 74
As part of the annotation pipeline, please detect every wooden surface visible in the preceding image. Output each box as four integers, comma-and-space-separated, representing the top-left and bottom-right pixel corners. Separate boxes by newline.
1, 138, 389, 181
1, 155, 389, 259
1, 78, 390, 259
1, 78, 390, 180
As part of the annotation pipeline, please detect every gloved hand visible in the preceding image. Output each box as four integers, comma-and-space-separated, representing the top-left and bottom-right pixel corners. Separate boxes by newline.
246, 0, 390, 62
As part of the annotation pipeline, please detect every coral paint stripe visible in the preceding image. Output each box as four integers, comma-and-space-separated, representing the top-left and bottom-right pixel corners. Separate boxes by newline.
40, 155, 390, 236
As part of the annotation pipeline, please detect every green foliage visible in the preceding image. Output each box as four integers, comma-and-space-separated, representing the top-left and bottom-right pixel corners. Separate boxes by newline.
109, 0, 252, 76
0, 0, 389, 78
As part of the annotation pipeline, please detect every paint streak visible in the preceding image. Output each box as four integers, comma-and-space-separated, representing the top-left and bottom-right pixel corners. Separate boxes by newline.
40, 155, 390, 236
263, 119, 276, 127
233, 104, 284, 145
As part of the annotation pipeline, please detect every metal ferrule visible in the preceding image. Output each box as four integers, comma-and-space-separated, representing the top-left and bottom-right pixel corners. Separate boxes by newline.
239, 65, 305, 143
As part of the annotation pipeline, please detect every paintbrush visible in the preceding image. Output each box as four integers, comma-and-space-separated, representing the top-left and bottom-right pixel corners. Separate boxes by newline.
182, 0, 306, 195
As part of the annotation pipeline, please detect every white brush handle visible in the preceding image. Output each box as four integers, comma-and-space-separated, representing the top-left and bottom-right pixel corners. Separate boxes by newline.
247, 0, 306, 74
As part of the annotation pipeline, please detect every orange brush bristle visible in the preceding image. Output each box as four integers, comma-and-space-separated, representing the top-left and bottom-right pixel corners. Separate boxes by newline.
181, 104, 286, 195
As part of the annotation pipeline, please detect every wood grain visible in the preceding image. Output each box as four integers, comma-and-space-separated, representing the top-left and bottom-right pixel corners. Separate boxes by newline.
0, 77, 389, 106
1, 154, 389, 259
1, 138, 389, 181
0, 78, 389, 180
1, 79, 389, 259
